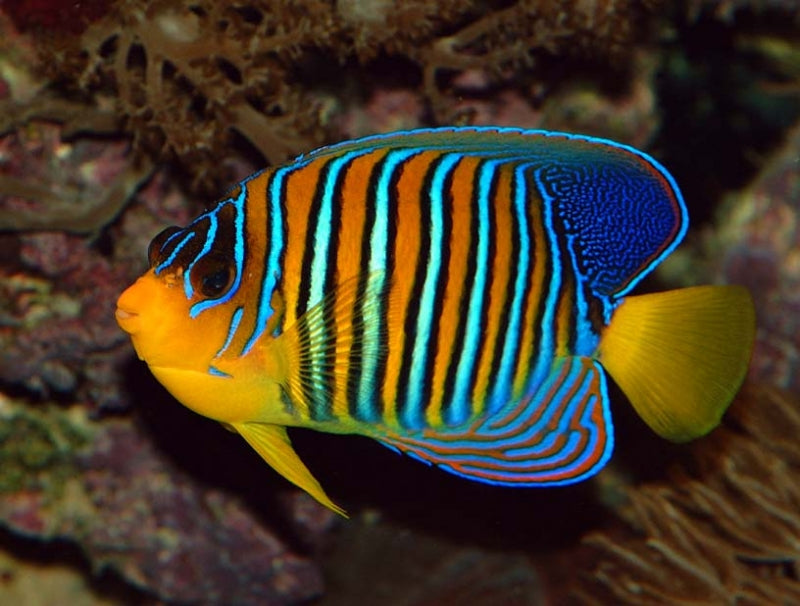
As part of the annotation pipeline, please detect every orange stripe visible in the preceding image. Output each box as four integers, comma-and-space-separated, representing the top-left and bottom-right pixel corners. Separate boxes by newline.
512, 176, 548, 397
382, 151, 442, 426
281, 158, 325, 328
555, 274, 575, 357
471, 165, 513, 411
426, 156, 477, 427
328, 151, 378, 417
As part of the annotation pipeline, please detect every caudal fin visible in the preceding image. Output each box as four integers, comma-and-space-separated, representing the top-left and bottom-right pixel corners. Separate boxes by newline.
597, 285, 755, 442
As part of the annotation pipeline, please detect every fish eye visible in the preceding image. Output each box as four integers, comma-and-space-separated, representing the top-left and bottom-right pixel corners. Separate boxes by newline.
190, 255, 235, 298
148, 226, 182, 267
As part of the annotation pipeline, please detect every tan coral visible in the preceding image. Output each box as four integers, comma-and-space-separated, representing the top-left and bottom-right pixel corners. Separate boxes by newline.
575, 386, 800, 605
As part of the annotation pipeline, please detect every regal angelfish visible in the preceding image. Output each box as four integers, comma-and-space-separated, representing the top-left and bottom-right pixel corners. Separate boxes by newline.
116, 127, 755, 515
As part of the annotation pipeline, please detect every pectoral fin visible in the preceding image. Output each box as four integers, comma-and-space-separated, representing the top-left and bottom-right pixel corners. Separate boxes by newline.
281, 270, 389, 423
233, 422, 347, 517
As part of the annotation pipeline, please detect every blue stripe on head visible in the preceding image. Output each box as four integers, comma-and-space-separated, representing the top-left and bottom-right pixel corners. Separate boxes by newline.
188, 188, 247, 318
215, 306, 244, 358
154, 231, 195, 275
183, 211, 218, 299
159, 228, 185, 254
208, 366, 232, 378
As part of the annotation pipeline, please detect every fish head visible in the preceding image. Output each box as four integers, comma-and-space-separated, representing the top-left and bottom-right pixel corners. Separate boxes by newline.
116, 201, 245, 375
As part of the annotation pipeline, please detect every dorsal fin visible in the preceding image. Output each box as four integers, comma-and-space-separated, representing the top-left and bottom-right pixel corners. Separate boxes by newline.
538, 140, 687, 298
300, 126, 687, 298
377, 356, 614, 486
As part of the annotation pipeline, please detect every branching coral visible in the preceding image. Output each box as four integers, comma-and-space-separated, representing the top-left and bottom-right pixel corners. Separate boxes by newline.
6, 0, 662, 191
417, 0, 660, 118
574, 386, 800, 604
75, 1, 333, 169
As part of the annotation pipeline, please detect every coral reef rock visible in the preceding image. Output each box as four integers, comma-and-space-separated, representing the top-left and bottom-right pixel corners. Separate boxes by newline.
0, 395, 329, 605
575, 385, 800, 605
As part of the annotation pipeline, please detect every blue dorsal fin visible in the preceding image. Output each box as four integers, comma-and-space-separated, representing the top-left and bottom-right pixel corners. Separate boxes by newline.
378, 356, 614, 486
300, 127, 687, 298
535, 139, 687, 298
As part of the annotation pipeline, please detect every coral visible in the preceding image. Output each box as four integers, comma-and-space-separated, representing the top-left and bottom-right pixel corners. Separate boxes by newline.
686, 0, 800, 21
0, 226, 139, 407
6, 3, 797, 604
7, 0, 663, 194
573, 385, 800, 604
0, 118, 153, 234
716, 125, 800, 392
0, 394, 334, 604
416, 0, 660, 118
0, 398, 87, 498
0, 11, 151, 235
3, 0, 114, 35
74, 1, 332, 169
0, 538, 123, 606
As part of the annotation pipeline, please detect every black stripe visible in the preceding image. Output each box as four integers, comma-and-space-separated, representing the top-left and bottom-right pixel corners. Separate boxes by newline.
294, 159, 334, 422
296, 313, 316, 415
419, 159, 456, 423
440, 159, 484, 424
315, 160, 352, 421
274, 172, 289, 333
347, 155, 386, 422
371, 153, 407, 422
553, 210, 578, 354
485, 168, 518, 403
521, 166, 551, 381
467, 165, 499, 404
251, 173, 276, 342
296, 159, 335, 319
395, 154, 445, 429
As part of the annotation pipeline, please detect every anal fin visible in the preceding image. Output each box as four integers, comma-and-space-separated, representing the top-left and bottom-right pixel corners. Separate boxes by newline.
379, 356, 614, 486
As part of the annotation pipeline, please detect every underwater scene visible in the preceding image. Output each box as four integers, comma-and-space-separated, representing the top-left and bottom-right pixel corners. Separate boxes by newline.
0, 1, 799, 604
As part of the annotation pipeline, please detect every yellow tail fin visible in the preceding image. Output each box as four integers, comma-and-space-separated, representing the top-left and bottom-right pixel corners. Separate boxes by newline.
597, 285, 755, 442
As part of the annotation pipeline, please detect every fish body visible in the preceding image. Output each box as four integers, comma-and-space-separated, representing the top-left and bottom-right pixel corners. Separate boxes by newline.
116, 127, 755, 515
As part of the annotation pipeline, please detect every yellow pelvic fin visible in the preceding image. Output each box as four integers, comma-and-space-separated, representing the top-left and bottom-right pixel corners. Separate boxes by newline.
233, 422, 347, 517
597, 285, 755, 442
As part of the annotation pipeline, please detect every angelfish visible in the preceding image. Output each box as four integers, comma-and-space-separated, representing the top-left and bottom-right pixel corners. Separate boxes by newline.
116, 127, 755, 515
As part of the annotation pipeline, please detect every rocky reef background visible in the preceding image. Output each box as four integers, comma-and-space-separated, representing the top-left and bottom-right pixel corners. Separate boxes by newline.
0, 1, 799, 604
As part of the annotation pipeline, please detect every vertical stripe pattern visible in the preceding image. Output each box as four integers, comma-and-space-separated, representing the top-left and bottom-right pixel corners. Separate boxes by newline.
146, 126, 687, 487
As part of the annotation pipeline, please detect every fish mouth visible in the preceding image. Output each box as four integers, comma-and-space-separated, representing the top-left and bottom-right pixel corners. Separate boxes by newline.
115, 307, 140, 334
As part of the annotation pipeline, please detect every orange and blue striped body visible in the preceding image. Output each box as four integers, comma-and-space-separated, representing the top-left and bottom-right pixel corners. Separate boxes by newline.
120, 127, 753, 513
